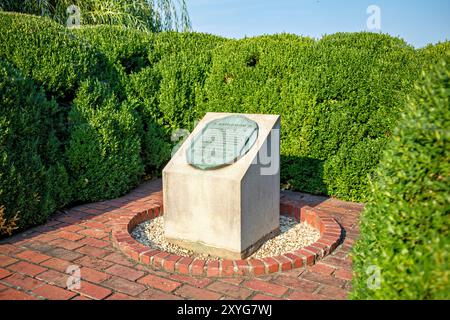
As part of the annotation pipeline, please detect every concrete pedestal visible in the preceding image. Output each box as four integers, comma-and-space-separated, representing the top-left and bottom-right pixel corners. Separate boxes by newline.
163, 113, 280, 259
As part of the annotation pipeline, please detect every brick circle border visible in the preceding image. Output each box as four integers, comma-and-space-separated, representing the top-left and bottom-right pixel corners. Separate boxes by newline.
111, 199, 342, 277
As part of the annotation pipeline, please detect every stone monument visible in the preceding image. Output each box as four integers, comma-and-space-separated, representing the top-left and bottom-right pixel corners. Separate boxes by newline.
163, 113, 280, 259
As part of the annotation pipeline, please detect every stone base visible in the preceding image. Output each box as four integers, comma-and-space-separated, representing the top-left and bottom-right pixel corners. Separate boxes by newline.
111, 183, 346, 277
166, 227, 280, 260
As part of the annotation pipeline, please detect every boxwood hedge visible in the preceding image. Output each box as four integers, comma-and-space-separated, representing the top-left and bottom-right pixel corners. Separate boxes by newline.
150, 32, 228, 131
71, 25, 155, 75
66, 79, 144, 201
0, 59, 70, 229
198, 32, 420, 200
0, 13, 147, 231
0, 12, 120, 101
1, 12, 448, 234
351, 57, 450, 299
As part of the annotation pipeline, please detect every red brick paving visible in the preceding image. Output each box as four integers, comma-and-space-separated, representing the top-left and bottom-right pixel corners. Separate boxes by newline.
80, 267, 111, 283
0, 268, 11, 280
175, 284, 222, 300
2, 273, 43, 291
7, 261, 47, 277
243, 279, 289, 297
207, 281, 253, 299
36, 270, 70, 288
33, 284, 77, 300
252, 293, 281, 300
0, 254, 18, 267
73, 281, 112, 300
106, 264, 145, 281
101, 276, 146, 296
0, 288, 37, 300
308, 263, 336, 276
0, 179, 362, 300
137, 274, 179, 291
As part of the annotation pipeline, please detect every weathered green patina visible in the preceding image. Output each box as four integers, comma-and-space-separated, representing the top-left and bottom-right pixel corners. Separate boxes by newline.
186, 115, 259, 170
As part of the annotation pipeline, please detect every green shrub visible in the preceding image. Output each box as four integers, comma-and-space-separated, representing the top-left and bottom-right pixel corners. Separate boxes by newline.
71, 25, 155, 75
0, 59, 70, 231
73, 28, 226, 131
0, 12, 120, 101
125, 32, 227, 132
152, 32, 228, 130
64, 28, 431, 202
351, 58, 450, 299
67, 79, 144, 201
124, 32, 227, 170
2, 12, 448, 234
199, 32, 420, 201
126, 68, 171, 171
418, 41, 450, 67
72, 25, 173, 171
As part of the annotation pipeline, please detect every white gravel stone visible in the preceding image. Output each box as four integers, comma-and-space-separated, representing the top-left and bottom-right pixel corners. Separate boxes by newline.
131, 215, 320, 260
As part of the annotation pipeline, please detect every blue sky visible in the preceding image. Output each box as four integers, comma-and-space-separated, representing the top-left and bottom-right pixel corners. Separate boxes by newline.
187, 0, 450, 48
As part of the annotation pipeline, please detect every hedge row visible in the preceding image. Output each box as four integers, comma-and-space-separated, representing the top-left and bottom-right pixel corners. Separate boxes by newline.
0, 13, 227, 232
0, 59, 70, 229
0, 14, 142, 231
198, 33, 422, 199
75, 26, 424, 201
351, 57, 450, 299
71, 26, 227, 171
0, 12, 121, 101
0, 12, 448, 233
67, 79, 144, 201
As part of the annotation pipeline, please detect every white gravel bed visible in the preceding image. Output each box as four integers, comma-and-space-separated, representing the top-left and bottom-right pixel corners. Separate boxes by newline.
131, 215, 320, 260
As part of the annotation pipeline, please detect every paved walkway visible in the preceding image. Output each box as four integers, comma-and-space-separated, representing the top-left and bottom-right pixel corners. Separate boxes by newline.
0, 179, 362, 300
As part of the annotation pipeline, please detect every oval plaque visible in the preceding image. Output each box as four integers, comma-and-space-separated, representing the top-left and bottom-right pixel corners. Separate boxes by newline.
186, 115, 259, 170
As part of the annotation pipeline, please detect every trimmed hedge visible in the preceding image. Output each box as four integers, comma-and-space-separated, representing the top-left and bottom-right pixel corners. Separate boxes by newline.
198, 32, 420, 200
66, 79, 144, 201
0, 59, 70, 229
418, 41, 450, 66
0, 13, 146, 231
0, 12, 120, 101
150, 32, 228, 130
70, 25, 171, 172
71, 25, 155, 75
1, 12, 448, 234
73, 27, 227, 171
131, 32, 227, 169
351, 58, 450, 299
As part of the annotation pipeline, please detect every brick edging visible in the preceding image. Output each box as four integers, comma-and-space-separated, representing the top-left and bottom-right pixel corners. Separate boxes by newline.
111, 200, 342, 277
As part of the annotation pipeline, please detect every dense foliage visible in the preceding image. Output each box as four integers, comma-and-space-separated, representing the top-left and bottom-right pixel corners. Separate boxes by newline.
0, 59, 70, 229
351, 57, 449, 299
0, 12, 447, 236
0, 12, 120, 100
67, 79, 144, 201
198, 33, 420, 199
